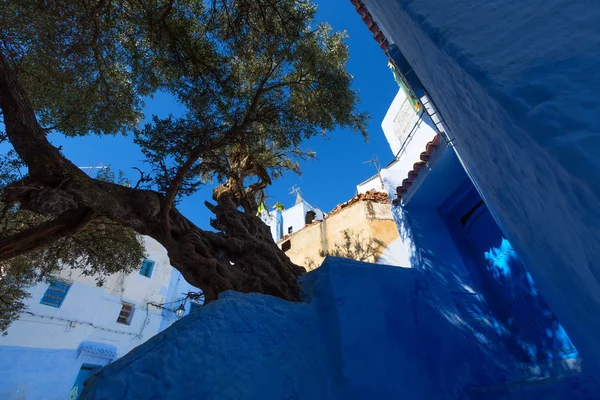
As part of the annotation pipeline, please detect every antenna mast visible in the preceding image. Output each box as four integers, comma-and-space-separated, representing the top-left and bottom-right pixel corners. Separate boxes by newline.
363, 155, 384, 190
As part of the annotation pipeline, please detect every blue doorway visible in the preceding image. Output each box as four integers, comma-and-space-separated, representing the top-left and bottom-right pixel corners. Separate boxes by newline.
442, 184, 577, 363
68, 364, 101, 400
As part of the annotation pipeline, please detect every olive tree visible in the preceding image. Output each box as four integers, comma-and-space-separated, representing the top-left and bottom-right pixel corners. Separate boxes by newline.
0, 0, 368, 332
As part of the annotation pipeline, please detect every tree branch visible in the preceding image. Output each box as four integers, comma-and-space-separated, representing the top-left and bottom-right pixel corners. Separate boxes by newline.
0, 49, 82, 181
0, 208, 96, 262
132, 167, 151, 190
261, 78, 309, 93
164, 136, 230, 208
162, 133, 239, 239
0, 49, 161, 236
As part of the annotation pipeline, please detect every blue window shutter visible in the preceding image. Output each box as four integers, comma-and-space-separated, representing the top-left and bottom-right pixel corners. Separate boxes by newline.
139, 261, 148, 276
40, 279, 72, 308
140, 259, 155, 278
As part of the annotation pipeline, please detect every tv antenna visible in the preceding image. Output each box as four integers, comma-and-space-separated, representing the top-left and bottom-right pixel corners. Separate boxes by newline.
289, 185, 304, 205
363, 155, 384, 189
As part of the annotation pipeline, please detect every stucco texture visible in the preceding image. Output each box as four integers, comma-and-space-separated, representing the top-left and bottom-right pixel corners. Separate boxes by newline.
81, 258, 596, 399
0, 347, 80, 400
363, 0, 600, 378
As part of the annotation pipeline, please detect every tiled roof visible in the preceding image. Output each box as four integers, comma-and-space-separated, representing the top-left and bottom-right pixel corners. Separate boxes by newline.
277, 190, 390, 243
349, 0, 390, 51
393, 135, 442, 204
328, 190, 389, 217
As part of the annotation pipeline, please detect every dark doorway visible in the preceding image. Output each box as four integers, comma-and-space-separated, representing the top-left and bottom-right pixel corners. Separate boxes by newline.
442, 184, 576, 363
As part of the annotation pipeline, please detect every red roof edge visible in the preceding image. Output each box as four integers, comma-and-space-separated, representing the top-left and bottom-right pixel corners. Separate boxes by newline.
392, 135, 442, 205
349, 0, 390, 52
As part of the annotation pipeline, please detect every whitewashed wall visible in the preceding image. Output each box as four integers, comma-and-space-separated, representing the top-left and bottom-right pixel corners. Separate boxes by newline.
268, 200, 325, 239
382, 89, 424, 156
356, 174, 384, 194
0, 236, 175, 360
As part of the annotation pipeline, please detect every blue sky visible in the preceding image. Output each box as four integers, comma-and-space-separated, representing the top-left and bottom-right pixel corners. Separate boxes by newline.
25, 2, 399, 230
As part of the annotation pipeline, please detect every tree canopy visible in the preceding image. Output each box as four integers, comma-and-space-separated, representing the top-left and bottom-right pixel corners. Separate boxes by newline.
0, 0, 368, 334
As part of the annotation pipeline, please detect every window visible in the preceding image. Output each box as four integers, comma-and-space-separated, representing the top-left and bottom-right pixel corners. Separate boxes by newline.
281, 240, 291, 252
117, 302, 135, 325
40, 279, 72, 308
139, 259, 155, 278
287, 226, 293, 234
305, 210, 316, 225
189, 302, 201, 313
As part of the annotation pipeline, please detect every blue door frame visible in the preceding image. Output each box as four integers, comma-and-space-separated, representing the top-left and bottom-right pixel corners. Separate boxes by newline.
68, 364, 101, 400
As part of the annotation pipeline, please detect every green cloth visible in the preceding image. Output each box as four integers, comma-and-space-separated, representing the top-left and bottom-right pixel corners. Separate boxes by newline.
388, 60, 420, 112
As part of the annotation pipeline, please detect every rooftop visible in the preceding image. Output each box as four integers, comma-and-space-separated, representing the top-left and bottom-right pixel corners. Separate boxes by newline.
393, 134, 442, 204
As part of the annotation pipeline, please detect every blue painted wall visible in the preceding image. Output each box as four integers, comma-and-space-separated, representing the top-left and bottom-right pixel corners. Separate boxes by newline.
81, 258, 598, 399
384, 145, 588, 396
0, 346, 110, 400
395, 204, 522, 355
441, 184, 577, 363
363, 0, 600, 377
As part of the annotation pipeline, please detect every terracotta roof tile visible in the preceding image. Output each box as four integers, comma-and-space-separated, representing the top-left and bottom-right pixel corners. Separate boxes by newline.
393, 135, 441, 204
277, 190, 390, 243
349, 0, 389, 51
328, 190, 389, 217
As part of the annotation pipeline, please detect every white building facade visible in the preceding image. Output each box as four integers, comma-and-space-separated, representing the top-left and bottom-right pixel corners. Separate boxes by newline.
260, 195, 325, 242
357, 87, 438, 197
0, 236, 198, 400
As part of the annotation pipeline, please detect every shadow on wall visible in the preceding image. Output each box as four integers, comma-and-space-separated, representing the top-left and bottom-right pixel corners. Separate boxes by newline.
79, 255, 598, 399
305, 230, 385, 270
392, 203, 588, 387
79, 258, 516, 399
466, 233, 577, 365
441, 185, 580, 367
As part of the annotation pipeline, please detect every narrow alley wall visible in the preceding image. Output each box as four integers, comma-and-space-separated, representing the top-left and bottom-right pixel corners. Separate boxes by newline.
362, 0, 600, 377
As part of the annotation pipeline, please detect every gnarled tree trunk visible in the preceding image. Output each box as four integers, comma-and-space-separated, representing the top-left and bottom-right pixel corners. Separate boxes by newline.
0, 50, 305, 304
164, 195, 304, 302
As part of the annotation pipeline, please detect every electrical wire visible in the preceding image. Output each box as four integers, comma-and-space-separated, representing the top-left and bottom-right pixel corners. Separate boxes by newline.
18, 291, 208, 340
22, 311, 138, 336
